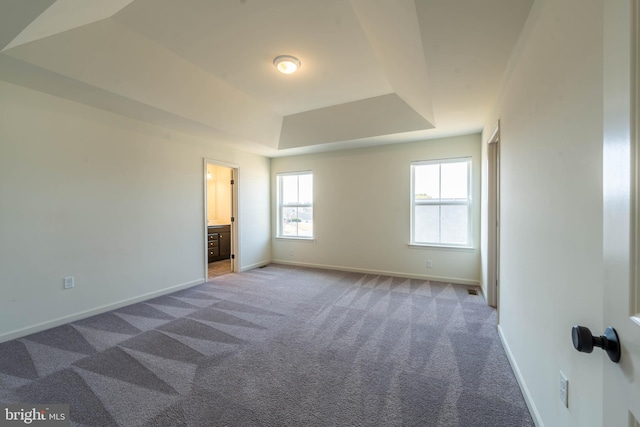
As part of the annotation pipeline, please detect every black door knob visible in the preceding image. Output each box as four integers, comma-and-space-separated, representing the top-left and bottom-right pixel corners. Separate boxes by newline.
571, 325, 621, 363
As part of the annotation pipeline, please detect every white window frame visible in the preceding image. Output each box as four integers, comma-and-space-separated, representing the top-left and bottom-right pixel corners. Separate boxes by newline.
276, 171, 314, 239
410, 157, 472, 248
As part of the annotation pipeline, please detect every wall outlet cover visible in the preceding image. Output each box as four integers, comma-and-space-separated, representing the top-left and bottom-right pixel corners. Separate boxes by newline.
559, 371, 568, 408
63, 276, 74, 289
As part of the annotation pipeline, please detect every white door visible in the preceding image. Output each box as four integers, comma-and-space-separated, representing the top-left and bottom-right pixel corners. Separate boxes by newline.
602, 0, 640, 424
230, 167, 237, 273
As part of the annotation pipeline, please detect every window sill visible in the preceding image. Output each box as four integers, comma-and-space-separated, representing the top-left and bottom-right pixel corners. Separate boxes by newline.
275, 236, 315, 242
408, 243, 475, 251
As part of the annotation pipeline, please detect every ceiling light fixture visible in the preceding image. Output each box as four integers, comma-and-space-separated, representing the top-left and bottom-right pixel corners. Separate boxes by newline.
273, 55, 301, 74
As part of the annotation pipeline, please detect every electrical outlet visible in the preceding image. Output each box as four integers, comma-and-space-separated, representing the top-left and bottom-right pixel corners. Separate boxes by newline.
289, 249, 294, 257
559, 371, 568, 408
426, 259, 433, 268
63, 276, 74, 289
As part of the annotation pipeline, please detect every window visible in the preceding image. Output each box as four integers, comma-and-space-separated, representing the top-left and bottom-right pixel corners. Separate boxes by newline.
277, 171, 313, 238
411, 158, 471, 247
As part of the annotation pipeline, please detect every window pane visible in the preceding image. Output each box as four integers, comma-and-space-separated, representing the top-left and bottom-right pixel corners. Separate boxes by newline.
414, 205, 439, 243
299, 174, 313, 204
282, 207, 313, 237
441, 205, 468, 244
411, 158, 471, 246
441, 162, 468, 199
277, 172, 313, 238
282, 175, 298, 204
282, 207, 299, 236
414, 164, 440, 201
297, 207, 313, 237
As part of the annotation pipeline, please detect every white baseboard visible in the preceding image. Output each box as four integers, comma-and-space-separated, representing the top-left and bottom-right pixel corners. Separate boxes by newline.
497, 325, 544, 427
0, 278, 205, 344
271, 259, 481, 286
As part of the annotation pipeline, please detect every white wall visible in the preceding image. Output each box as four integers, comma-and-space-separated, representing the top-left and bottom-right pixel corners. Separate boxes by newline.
271, 134, 482, 285
206, 164, 232, 225
481, 0, 603, 425
0, 81, 271, 342
206, 166, 217, 224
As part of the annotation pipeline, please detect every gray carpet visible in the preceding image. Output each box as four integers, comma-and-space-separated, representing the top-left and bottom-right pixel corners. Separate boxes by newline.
0, 264, 534, 426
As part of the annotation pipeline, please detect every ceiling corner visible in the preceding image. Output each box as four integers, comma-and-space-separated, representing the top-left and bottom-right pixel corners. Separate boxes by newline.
2, 0, 135, 52
350, 0, 436, 127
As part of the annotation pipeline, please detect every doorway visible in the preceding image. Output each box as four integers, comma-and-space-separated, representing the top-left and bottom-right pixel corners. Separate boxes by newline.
204, 159, 238, 280
487, 121, 500, 309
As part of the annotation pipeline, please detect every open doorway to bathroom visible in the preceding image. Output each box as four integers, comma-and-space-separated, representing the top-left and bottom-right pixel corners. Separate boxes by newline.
204, 159, 238, 280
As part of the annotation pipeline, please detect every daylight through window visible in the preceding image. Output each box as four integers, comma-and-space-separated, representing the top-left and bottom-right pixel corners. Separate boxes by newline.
277, 171, 313, 238
411, 158, 471, 247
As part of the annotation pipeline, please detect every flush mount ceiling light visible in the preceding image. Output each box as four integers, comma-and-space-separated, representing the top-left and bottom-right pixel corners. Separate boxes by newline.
273, 55, 301, 74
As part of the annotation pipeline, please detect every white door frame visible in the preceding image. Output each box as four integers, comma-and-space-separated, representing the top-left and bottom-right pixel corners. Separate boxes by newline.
602, 0, 640, 424
486, 121, 500, 309
203, 159, 239, 280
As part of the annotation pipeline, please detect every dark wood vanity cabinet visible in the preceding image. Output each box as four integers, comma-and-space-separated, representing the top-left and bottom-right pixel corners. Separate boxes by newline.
218, 229, 231, 259
207, 231, 219, 261
207, 225, 231, 263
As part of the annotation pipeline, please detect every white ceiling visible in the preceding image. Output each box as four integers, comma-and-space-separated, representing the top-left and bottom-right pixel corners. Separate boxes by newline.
0, 0, 533, 157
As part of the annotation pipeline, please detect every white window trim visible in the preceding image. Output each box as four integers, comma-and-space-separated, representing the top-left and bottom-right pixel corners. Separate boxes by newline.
410, 157, 472, 249
276, 171, 314, 240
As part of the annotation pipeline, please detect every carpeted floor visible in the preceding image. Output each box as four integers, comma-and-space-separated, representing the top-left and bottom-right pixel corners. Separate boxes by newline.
0, 264, 534, 426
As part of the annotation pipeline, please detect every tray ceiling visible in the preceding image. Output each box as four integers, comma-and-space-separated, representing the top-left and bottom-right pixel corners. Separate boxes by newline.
0, 0, 533, 156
